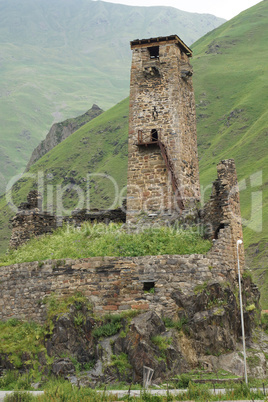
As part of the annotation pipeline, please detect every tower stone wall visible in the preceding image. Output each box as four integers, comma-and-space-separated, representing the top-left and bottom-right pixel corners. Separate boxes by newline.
203, 159, 245, 274
127, 35, 200, 223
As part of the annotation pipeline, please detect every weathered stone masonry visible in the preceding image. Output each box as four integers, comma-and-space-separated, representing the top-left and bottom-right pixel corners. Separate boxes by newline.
202, 159, 245, 273
127, 35, 200, 222
3, 157, 245, 324
2, 156, 246, 323
0, 251, 235, 324
9, 191, 57, 249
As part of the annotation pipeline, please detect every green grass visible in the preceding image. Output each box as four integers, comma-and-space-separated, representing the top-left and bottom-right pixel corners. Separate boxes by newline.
92, 314, 123, 339
0, 319, 48, 372
151, 335, 172, 352
0, 223, 211, 266
2, 380, 267, 401
163, 317, 188, 332
110, 353, 132, 376
42, 291, 92, 324
0, 292, 92, 389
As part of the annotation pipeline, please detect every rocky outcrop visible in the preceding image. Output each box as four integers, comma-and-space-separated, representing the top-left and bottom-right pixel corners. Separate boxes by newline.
46, 284, 263, 384
0, 281, 265, 386
26, 104, 103, 170
113, 311, 190, 383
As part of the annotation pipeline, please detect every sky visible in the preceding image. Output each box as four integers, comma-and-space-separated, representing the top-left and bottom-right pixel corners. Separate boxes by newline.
99, 0, 262, 20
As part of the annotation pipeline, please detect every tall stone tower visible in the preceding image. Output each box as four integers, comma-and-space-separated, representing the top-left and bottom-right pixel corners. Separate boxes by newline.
127, 35, 200, 224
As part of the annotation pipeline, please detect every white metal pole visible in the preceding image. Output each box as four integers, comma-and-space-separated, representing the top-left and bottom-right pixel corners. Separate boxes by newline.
237, 239, 248, 385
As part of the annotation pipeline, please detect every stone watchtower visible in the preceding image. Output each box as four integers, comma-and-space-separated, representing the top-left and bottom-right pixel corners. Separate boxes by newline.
126, 35, 200, 224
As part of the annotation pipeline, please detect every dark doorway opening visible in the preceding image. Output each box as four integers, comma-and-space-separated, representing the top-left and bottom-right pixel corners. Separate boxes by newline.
151, 129, 158, 142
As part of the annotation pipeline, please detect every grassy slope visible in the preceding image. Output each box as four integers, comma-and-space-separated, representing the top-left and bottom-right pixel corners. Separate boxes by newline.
26, 104, 103, 169
0, 0, 224, 194
191, 1, 268, 307
0, 2, 267, 305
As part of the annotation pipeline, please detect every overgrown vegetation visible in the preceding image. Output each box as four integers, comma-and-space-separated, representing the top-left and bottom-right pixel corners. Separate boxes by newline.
0, 292, 91, 386
42, 291, 91, 321
92, 315, 123, 339
92, 310, 139, 339
0, 319, 48, 372
163, 317, 188, 332
151, 335, 172, 351
0, 371, 33, 391
0, 223, 211, 266
110, 353, 132, 377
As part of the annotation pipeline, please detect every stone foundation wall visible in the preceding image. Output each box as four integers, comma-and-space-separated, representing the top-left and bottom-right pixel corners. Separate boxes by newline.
0, 245, 236, 324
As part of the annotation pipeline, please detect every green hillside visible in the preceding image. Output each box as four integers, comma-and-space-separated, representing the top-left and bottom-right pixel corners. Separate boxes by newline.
0, 1, 267, 306
0, 0, 224, 195
191, 1, 268, 307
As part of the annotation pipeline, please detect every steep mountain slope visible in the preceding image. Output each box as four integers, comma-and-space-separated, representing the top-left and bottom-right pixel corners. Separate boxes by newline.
0, 1, 267, 305
0, 0, 224, 195
26, 104, 103, 169
191, 1, 268, 306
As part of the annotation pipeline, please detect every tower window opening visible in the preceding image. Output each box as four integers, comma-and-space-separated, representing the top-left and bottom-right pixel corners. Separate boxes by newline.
143, 281, 155, 292
148, 46, 159, 59
151, 129, 158, 142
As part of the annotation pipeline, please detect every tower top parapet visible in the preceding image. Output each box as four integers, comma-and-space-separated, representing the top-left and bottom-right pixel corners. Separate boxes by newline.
130, 34, 192, 57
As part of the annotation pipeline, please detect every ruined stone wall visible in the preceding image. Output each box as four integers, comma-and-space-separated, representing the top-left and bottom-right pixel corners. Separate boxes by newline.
9, 192, 126, 249
203, 159, 245, 274
127, 38, 200, 223
9, 191, 57, 249
10, 211, 58, 249
65, 208, 126, 227
0, 250, 236, 324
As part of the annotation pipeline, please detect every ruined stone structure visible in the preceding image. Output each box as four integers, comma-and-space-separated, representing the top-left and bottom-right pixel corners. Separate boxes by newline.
6, 35, 246, 321
9, 191, 126, 249
4, 158, 246, 325
9, 191, 57, 249
202, 159, 245, 272
127, 35, 200, 224
1, 35, 260, 382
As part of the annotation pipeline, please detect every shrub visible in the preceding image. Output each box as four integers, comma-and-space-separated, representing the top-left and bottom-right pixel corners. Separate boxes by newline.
4, 392, 35, 402
0, 320, 46, 369
246, 303, 256, 311
176, 373, 191, 388
110, 353, 132, 375
151, 335, 172, 360
163, 317, 188, 331
92, 314, 122, 338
